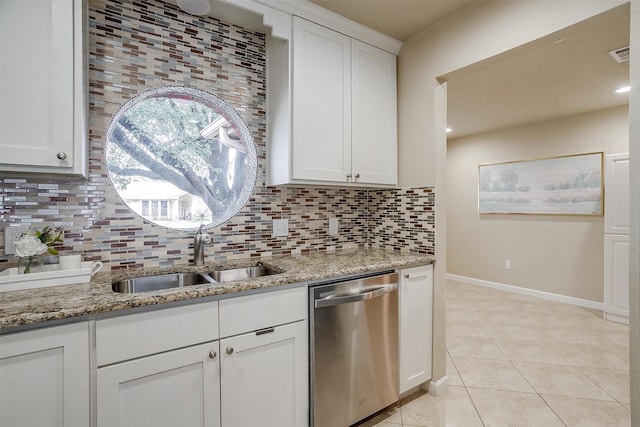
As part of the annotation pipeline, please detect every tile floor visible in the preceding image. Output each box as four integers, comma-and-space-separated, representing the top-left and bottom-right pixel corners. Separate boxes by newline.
366, 279, 631, 427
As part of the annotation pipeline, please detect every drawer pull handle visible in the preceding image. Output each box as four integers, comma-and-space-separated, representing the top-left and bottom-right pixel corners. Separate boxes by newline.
256, 327, 275, 336
208, 351, 217, 359
56, 152, 67, 160
226, 347, 234, 355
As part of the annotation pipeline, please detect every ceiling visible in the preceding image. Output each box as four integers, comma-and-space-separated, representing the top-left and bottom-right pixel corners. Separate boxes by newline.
308, 0, 475, 41
308, 1, 630, 138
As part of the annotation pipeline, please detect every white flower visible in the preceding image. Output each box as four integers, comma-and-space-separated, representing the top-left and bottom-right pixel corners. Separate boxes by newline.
14, 233, 49, 258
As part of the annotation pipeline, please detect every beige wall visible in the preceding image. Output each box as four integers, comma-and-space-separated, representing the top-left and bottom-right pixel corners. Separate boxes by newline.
397, 0, 631, 386
398, 0, 626, 187
447, 106, 629, 303
628, 1, 639, 424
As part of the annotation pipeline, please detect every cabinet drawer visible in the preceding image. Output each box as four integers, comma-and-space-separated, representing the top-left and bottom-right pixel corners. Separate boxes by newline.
96, 301, 218, 366
219, 287, 307, 338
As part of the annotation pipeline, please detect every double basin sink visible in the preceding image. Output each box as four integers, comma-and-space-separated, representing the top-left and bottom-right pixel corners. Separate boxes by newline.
112, 264, 280, 293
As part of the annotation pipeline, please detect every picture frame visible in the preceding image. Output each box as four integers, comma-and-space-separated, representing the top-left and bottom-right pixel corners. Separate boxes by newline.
478, 152, 603, 215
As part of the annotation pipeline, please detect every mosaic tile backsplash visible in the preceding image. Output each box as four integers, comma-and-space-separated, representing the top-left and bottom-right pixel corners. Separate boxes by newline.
0, 0, 434, 271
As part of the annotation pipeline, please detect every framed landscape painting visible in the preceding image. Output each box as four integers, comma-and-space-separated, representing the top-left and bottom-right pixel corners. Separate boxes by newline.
478, 152, 603, 215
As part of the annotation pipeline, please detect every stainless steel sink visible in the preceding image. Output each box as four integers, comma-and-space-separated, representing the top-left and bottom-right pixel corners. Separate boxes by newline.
209, 265, 274, 282
112, 272, 216, 293
112, 264, 281, 293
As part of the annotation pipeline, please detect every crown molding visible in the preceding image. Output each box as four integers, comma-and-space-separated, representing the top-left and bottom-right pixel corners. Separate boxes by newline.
222, 0, 402, 54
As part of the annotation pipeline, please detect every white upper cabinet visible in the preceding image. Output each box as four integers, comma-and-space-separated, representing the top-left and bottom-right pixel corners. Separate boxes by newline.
0, 0, 87, 177
351, 39, 397, 186
292, 18, 352, 183
268, 17, 397, 187
604, 153, 630, 235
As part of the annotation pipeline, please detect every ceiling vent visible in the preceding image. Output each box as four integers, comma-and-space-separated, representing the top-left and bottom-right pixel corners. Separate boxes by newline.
608, 46, 630, 63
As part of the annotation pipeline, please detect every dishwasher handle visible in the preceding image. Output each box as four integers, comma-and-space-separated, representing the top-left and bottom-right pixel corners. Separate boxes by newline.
314, 283, 398, 308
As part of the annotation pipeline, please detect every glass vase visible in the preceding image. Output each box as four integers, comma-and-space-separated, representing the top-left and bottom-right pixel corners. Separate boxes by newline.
18, 255, 43, 274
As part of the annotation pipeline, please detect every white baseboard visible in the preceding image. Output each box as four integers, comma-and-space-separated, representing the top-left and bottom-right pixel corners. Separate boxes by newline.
428, 375, 449, 396
604, 312, 630, 325
446, 274, 604, 311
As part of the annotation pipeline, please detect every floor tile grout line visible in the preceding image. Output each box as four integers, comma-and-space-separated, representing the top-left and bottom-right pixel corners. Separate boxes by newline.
392, 281, 633, 427
461, 383, 488, 427
445, 348, 466, 388
450, 282, 627, 425
538, 391, 570, 426
506, 356, 571, 426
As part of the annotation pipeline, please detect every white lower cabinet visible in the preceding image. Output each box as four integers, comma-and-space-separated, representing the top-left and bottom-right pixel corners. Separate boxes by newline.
0, 322, 89, 427
97, 341, 221, 427
220, 321, 307, 427
219, 287, 308, 427
96, 287, 308, 427
398, 264, 433, 394
604, 153, 630, 324
604, 234, 630, 324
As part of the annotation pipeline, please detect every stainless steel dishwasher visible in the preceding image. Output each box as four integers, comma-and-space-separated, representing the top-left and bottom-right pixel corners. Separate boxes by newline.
309, 271, 399, 427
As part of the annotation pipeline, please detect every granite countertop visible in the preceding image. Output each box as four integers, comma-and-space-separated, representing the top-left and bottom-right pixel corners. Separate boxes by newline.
0, 248, 434, 332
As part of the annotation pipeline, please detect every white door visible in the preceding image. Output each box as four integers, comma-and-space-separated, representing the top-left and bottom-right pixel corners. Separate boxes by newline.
220, 321, 307, 427
0, 0, 76, 170
399, 264, 433, 393
351, 39, 397, 186
0, 323, 89, 427
604, 234, 630, 324
292, 17, 351, 183
97, 341, 221, 427
604, 153, 630, 235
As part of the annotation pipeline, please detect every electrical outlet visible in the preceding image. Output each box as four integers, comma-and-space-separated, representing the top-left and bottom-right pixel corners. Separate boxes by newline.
329, 218, 339, 236
505, 260, 511, 270
4, 225, 30, 255
272, 219, 289, 237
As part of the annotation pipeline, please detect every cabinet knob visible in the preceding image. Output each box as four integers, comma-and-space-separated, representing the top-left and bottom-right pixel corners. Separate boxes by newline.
226, 347, 234, 355
56, 152, 67, 160
404, 274, 410, 279
346, 173, 352, 181
208, 351, 217, 359
354, 173, 360, 179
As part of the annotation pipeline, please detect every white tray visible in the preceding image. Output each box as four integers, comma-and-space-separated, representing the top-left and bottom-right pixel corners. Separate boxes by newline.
0, 261, 102, 292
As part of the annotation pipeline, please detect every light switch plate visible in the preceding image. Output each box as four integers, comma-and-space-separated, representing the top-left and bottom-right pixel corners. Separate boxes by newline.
272, 219, 288, 237
4, 225, 30, 255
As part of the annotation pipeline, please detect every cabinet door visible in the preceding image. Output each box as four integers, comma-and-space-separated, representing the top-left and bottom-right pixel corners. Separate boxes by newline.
351, 39, 397, 186
604, 234, 630, 324
292, 17, 351, 183
97, 342, 221, 427
220, 321, 307, 427
399, 264, 433, 393
0, 0, 86, 176
0, 322, 89, 427
604, 153, 629, 234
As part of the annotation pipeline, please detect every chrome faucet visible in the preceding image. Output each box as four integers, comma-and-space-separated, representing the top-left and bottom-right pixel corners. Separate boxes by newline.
193, 224, 211, 266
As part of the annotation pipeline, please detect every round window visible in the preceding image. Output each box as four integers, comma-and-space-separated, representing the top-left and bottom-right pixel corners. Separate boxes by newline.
105, 86, 257, 230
